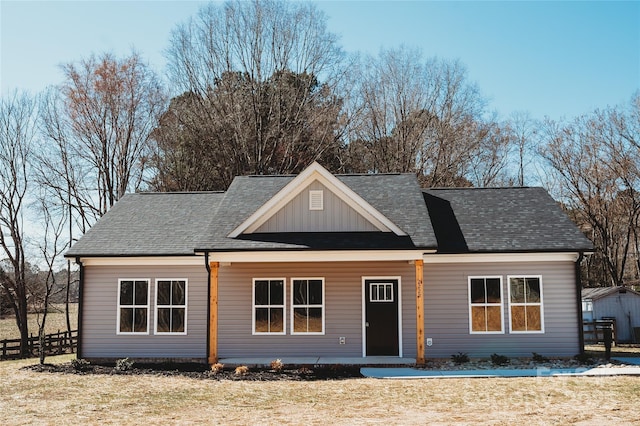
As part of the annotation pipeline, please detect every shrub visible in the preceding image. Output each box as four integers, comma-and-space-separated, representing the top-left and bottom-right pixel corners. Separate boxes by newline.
270, 358, 284, 373
490, 353, 509, 366
451, 352, 470, 365
234, 365, 249, 375
71, 358, 91, 372
297, 366, 313, 375
574, 353, 593, 365
211, 363, 224, 374
532, 352, 549, 363
114, 357, 134, 372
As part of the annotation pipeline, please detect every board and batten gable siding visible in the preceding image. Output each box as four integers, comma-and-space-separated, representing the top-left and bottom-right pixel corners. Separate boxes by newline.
81, 264, 208, 359
253, 181, 379, 233
423, 261, 579, 358
217, 261, 416, 358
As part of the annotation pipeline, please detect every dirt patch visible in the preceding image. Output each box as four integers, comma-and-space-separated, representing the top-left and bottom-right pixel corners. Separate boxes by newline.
24, 361, 362, 381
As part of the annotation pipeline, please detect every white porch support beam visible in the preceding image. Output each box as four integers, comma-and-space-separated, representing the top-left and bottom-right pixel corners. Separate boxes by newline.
208, 250, 428, 263
423, 252, 581, 264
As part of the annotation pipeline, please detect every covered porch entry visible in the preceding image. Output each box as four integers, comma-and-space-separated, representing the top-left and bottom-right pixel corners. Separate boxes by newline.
206, 253, 427, 365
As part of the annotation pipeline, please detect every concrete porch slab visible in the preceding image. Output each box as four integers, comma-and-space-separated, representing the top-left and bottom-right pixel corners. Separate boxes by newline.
218, 356, 416, 367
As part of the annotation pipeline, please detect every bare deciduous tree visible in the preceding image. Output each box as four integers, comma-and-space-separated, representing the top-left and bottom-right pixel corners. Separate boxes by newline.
0, 91, 36, 356
542, 93, 640, 287
464, 118, 514, 187
151, 71, 345, 191
34, 196, 67, 364
350, 46, 494, 186
508, 111, 537, 187
38, 52, 165, 339
40, 52, 165, 222
155, 0, 346, 190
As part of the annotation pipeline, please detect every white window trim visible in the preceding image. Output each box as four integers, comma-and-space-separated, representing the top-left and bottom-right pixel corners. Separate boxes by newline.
252, 278, 287, 335
361, 276, 403, 358
369, 282, 394, 302
154, 278, 188, 335
507, 275, 545, 334
116, 278, 150, 335
468, 276, 505, 335
290, 277, 325, 335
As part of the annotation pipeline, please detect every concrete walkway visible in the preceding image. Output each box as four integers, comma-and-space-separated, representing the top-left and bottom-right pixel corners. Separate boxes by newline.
361, 364, 640, 379
219, 355, 640, 378
613, 357, 640, 365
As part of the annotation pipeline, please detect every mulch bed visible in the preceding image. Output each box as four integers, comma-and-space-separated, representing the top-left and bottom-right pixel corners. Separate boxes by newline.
24, 361, 363, 381
24, 350, 634, 380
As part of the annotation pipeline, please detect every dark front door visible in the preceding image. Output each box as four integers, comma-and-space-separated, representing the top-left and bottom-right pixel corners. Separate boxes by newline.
365, 279, 399, 356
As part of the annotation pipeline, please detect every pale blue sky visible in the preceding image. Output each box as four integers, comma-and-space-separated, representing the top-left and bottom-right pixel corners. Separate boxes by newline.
1, 0, 638, 121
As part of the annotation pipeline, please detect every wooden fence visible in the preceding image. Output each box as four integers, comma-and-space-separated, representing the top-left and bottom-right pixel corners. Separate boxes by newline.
583, 319, 617, 346
0, 329, 77, 360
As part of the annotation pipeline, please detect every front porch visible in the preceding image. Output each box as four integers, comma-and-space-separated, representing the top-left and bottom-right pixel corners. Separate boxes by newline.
218, 356, 417, 368
209, 260, 426, 365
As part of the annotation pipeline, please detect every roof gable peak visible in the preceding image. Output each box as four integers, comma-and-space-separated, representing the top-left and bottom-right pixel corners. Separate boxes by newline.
228, 162, 406, 237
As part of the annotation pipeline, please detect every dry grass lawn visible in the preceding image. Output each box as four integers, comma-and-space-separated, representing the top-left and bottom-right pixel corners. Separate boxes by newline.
586, 343, 640, 357
2, 354, 640, 425
0, 304, 77, 341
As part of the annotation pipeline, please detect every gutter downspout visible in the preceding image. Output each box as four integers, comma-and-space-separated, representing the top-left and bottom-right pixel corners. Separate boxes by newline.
575, 252, 585, 355
75, 257, 84, 359
204, 252, 211, 364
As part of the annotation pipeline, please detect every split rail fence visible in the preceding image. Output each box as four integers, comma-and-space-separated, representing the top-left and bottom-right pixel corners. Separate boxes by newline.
0, 329, 77, 360
583, 319, 617, 346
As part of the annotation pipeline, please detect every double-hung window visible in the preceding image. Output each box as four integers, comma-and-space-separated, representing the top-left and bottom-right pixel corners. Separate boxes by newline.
291, 278, 324, 334
155, 279, 187, 334
468, 276, 503, 333
253, 278, 285, 334
508, 276, 544, 333
117, 279, 150, 334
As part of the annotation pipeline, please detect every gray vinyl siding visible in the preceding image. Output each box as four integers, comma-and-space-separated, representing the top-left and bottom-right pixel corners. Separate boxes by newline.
81, 264, 208, 359
81, 258, 581, 361
423, 261, 580, 358
218, 261, 416, 358
254, 181, 379, 233
591, 293, 640, 342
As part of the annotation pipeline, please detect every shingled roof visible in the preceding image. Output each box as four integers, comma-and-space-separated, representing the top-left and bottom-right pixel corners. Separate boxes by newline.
195, 173, 436, 251
66, 192, 225, 257
422, 187, 593, 253
582, 287, 640, 301
66, 170, 593, 257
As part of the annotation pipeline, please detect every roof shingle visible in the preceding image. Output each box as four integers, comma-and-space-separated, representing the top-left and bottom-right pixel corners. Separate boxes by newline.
195, 173, 437, 251
66, 174, 593, 257
66, 192, 224, 257
422, 187, 593, 253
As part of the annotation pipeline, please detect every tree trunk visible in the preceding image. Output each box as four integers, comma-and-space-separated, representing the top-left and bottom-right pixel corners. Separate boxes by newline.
18, 299, 29, 357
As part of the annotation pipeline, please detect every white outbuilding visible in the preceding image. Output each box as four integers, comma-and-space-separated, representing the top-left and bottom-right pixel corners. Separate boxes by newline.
582, 287, 640, 343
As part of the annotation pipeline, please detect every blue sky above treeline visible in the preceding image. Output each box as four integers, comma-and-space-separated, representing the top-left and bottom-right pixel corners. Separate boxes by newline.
1, 0, 638, 121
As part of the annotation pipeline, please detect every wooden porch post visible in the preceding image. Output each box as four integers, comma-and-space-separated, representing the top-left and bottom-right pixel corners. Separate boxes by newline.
415, 259, 425, 365
208, 261, 219, 364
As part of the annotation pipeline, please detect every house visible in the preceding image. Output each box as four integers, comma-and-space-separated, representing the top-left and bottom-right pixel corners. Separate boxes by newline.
582, 287, 640, 343
66, 162, 593, 364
